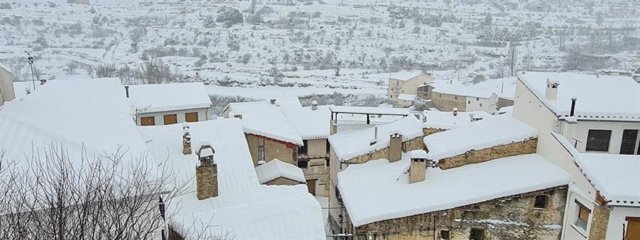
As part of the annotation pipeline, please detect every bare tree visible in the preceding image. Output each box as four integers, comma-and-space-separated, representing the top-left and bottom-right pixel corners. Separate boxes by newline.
0, 146, 213, 240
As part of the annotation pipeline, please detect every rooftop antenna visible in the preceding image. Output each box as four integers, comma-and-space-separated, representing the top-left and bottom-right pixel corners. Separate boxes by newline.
26, 52, 36, 91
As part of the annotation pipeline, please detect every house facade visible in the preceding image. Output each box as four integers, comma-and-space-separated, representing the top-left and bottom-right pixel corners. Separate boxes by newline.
387, 71, 433, 107
421, 84, 499, 114
128, 83, 212, 126
0, 64, 15, 106
512, 71, 640, 240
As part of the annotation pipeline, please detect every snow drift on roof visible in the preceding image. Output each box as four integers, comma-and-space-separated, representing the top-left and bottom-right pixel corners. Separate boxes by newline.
140, 120, 324, 239
228, 101, 303, 145
330, 106, 411, 116
519, 71, 640, 121
281, 105, 331, 140
338, 153, 569, 226
424, 116, 537, 161
422, 110, 493, 129
0, 78, 148, 170
389, 71, 424, 81
575, 153, 640, 207
255, 158, 306, 184
128, 82, 212, 114
329, 116, 423, 161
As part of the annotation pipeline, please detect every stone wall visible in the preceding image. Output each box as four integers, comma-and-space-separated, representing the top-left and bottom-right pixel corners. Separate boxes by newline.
423, 127, 445, 136
497, 97, 514, 109
429, 89, 467, 112
304, 158, 330, 197
352, 187, 567, 240
588, 205, 611, 240
245, 134, 297, 165
346, 137, 425, 164
196, 163, 218, 200
266, 177, 303, 186
437, 138, 537, 169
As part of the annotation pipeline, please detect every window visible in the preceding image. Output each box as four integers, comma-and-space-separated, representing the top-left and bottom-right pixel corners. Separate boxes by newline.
468, 101, 471, 104
163, 114, 178, 125
298, 159, 308, 169
258, 146, 265, 161
185, 112, 199, 122
140, 116, 155, 126
299, 140, 308, 155
469, 228, 484, 240
454, 96, 458, 100
586, 130, 612, 152
479, 103, 483, 107
620, 129, 639, 154
440, 230, 450, 240
534, 195, 549, 209
476, 97, 479, 101
574, 201, 591, 231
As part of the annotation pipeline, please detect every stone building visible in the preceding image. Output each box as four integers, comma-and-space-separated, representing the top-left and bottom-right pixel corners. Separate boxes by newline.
387, 71, 433, 107
419, 110, 492, 136
512, 71, 640, 240
418, 77, 517, 114
334, 116, 570, 240
0, 63, 15, 106
327, 116, 426, 234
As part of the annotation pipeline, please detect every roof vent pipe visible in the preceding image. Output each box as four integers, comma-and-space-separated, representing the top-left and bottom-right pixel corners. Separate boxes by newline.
570, 97, 577, 117
453, 108, 458, 116
125, 86, 130, 98
311, 100, 318, 110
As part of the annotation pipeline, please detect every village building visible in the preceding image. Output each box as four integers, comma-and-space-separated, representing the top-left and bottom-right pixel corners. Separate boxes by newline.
387, 71, 433, 107
140, 119, 325, 239
334, 116, 570, 239
128, 82, 212, 126
418, 77, 516, 114
330, 106, 412, 133
0, 63, 15, 106
512, 71, 640, 240
327, 116, 425, 234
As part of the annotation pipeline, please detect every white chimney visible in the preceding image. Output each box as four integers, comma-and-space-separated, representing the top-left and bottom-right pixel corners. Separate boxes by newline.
311, 100, 318, 110
546, 78, 559, 101
453, 108, 458, 116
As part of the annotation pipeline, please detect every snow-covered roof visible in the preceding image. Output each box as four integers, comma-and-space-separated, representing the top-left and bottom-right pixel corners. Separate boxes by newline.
397, 94, 416, 101
329, 116, 423, 162
429, 81, 497, 99
0, 78, 149, 170
12, 81, 40, 100
575, 153, 640, 207
422, 110, 493, 129
473, 77, 517, 100
337, 153, 569, 226
128, 82, 212, 114
330, 106, 411, 116
255, 158, 306, 184
389, 71, 424, 81
519, 71, 640, 121
140, 120, 324, 239
423, 116, 537, 161
227, 101, 304, 145
281, 105, 331, 140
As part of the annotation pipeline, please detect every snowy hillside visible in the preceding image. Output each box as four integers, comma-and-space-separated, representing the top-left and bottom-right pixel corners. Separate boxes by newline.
1, 0, 639, 100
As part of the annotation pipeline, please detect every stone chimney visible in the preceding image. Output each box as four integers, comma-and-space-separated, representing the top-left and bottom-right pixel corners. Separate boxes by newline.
182, 124, 192, 155
546, 78, 559, 101
196, 144, 218, 200
409, 150, 429, 184
388, 132, 403, 162
453, 108, 458, 116
311, 100, 318, 110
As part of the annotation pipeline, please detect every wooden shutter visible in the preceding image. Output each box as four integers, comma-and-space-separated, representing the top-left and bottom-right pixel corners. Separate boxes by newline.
185, 112, 199, 122
140, 116, 155, 126
163, 114, 178, 125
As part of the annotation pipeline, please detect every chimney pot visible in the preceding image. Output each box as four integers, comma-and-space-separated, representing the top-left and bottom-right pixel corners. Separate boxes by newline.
409, 150, 429, 184
196, 144, 218, 200
182, 124, 192, 155
388, 132, 403, 162
545, 78, 559, 101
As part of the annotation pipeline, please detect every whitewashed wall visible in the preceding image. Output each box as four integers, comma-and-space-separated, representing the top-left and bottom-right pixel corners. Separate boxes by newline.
136, 108, 210, 126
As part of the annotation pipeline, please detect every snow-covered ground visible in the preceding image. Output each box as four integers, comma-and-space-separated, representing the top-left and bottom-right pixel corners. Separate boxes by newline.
1, 0, 639, 102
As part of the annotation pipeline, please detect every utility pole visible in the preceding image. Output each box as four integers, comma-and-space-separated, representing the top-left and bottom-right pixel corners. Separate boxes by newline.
26, 52, 36, 91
